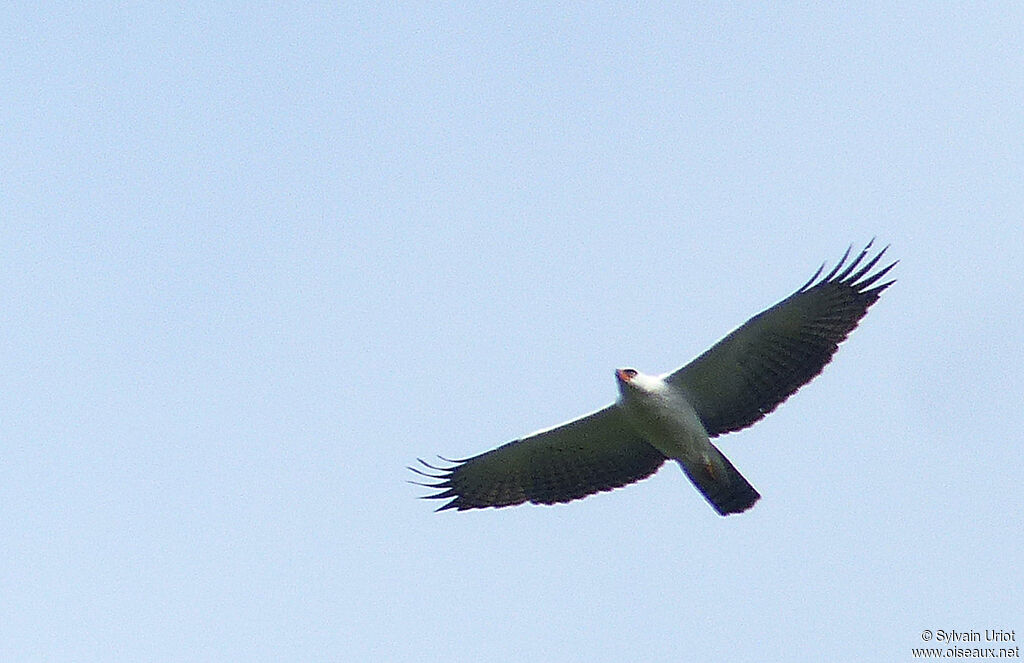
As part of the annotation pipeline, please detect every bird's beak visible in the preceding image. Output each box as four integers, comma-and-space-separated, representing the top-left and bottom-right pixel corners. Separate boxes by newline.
615, 368, 630, 383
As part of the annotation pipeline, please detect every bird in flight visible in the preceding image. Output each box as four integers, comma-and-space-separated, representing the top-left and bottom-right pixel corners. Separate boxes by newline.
411, 241, 896, 516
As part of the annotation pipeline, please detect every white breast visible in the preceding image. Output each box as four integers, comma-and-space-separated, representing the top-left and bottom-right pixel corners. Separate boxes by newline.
617, 372, 711, 462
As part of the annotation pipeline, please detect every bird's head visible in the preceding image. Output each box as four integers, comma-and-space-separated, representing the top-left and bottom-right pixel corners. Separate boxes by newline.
615, 367, 661, 396
615, 367, 638, 385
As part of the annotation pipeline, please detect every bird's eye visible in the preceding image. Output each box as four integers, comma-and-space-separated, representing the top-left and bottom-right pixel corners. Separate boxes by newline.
624, 369, 637, 378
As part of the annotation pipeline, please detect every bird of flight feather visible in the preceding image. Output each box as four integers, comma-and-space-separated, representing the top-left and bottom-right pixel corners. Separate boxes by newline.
411, 241, 896, 516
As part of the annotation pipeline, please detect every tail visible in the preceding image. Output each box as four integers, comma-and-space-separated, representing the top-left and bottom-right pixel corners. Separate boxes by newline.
678, 443, 760, 516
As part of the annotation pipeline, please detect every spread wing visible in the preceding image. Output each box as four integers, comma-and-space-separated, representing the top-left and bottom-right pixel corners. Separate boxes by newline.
411, 405, 667, 511
665, 240, 896, 437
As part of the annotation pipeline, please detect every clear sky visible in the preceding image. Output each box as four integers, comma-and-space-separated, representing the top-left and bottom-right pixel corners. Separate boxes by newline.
2, 3, 1022, 662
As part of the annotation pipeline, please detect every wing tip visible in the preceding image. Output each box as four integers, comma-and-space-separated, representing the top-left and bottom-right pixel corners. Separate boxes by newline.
409, 457, 462, 509
802, 240, 897, 296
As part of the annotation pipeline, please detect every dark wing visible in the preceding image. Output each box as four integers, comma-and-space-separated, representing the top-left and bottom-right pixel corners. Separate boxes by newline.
411, 405, 666, 511
665, 240, 896, 437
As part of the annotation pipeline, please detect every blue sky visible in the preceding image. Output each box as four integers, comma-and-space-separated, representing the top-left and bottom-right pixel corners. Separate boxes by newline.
2, 3, 1022, 661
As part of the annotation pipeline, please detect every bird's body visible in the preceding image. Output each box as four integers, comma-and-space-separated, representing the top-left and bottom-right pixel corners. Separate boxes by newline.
615, 368, 760, 515
412, 241, 896, 516
616, 368, 706, 462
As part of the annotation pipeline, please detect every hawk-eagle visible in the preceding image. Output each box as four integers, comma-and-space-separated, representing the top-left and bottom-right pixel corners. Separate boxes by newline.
411, 241, 896, 516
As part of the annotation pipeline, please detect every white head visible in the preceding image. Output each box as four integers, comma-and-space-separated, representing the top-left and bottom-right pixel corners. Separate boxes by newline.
614, 367, 664, 398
